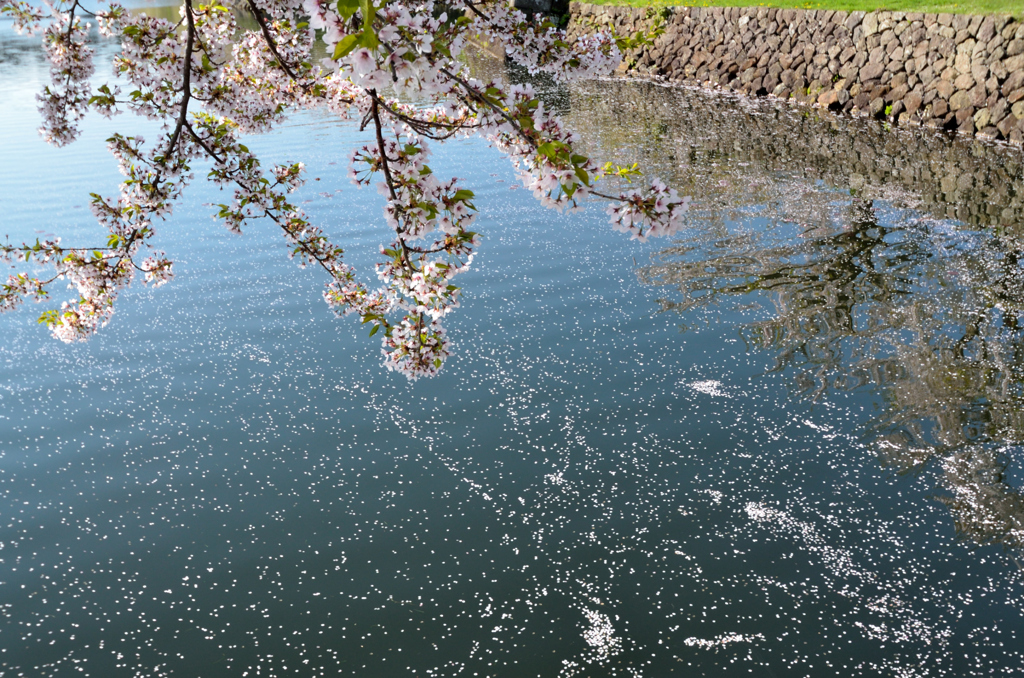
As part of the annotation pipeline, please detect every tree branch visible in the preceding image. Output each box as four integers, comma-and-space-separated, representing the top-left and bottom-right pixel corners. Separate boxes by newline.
164, 0, 196, 162
247, 0, 312, 92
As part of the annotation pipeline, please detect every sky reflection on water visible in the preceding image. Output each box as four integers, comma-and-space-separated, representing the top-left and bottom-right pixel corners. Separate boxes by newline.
2, 18, 1024, 678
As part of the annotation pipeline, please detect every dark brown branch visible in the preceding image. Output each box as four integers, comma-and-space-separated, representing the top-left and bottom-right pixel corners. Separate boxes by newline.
247, 0, 312, 92
369, 93, 478, 141
369, 91, 424, 268
461, 0, 491, 22
189, 20, 227, 67
63, 0, 81, 38
164, 0, 196, 161
369, 92, 399, 202
183, 119, 223, 162
441, 68, 537, 147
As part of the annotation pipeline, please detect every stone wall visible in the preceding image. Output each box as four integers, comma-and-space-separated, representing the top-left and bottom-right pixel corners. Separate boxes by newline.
559, 77, 1024, 231
567, 3, 1024, 143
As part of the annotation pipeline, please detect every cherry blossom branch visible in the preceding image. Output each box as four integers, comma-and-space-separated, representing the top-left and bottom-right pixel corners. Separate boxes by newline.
0, 0, 690, 378
245, 0, 314, 92
369, 93, 477, 141
164, 0, 195, 160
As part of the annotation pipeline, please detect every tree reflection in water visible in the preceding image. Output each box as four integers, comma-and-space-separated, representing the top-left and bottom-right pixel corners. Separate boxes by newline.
466, 62, 1024, 555
641, 196, 1024, 552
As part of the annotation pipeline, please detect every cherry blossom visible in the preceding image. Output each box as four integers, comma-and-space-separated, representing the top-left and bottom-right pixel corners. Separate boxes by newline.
0, 0, 685, 378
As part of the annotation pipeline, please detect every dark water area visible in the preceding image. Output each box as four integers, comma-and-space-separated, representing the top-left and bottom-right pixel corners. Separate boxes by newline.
2, 16, 1024, 678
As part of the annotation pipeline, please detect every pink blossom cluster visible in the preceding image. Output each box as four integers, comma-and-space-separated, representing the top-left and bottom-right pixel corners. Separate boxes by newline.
606, 178, 692, 241
0, 0, 45, 31
37, 1, 97, 145
381, 315, 448, 379
468, 1, 622, 81
0, 272, 50, 313
477, 82, 597, 210
308, 0, 460, 98
47, 249, 132, 341
1, 0, 689, 378
140, 252, 174, 286
344, 117, 482, 377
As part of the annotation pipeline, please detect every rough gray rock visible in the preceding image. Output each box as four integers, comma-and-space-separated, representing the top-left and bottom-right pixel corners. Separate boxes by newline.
568, 2, 1024, 143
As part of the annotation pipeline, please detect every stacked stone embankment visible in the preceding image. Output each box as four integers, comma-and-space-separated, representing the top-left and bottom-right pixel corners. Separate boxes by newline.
567, 3, 1024, 143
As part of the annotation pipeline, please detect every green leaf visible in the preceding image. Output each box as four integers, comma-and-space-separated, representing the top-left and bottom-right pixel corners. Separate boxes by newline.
369, 323, 379, 337
537, 142, 557, 159
332, 33, 360, 59
356, 0, 379, 50
336, 0, 359, 20
452, 189, 475, 202
420, 202, 438, 220
359, 26, 379, 50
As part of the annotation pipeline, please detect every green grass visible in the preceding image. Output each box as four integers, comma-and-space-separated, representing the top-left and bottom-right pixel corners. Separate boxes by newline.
581, 0, 1024, 18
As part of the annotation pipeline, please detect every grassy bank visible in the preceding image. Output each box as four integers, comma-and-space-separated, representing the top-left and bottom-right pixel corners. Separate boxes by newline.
581, 0, 1023, 18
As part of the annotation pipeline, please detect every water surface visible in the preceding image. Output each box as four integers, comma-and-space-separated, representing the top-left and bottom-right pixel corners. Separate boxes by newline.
2, 18, 1024, 678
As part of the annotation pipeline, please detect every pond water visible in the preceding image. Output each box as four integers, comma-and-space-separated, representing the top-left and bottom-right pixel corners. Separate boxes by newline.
3, 14, 1024, 678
